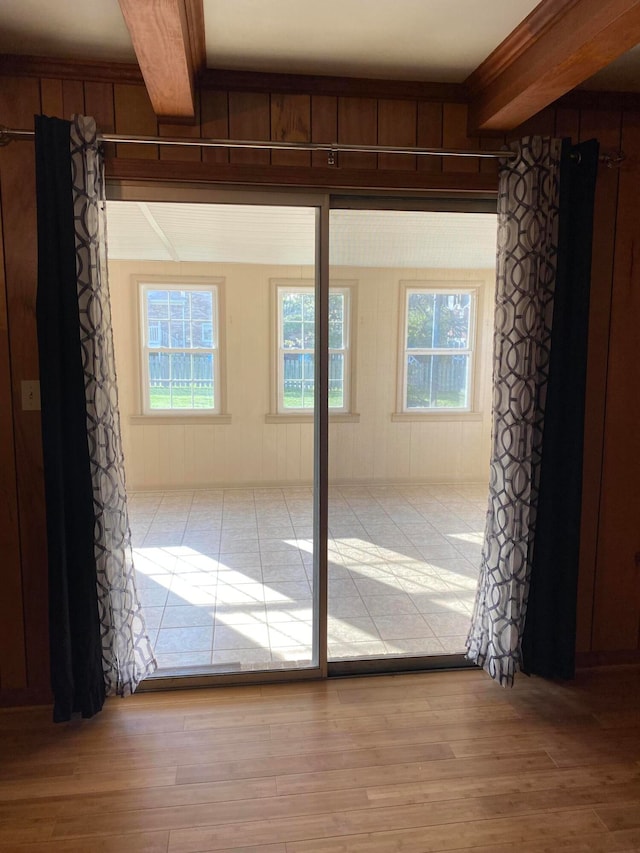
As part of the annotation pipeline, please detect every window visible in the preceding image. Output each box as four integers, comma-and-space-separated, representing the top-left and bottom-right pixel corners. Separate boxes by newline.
276, 284, 352, 413
400, 286, 477, 412
139, 281, 221, 413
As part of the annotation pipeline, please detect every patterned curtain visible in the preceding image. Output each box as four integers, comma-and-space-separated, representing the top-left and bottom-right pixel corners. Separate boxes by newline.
36, 115, 155, 719
70, 115, 157, 697
466, 136, 562, 687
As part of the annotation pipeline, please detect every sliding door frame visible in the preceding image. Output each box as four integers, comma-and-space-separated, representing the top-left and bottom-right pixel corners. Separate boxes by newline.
325, 194, 493, 677
109, 182, 330, 690
108, 181, 493, 691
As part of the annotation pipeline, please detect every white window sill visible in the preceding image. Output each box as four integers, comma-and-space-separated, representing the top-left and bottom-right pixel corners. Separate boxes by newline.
265, 413, 361, 424
391, 411, 482, 423
130, 414, 232, 426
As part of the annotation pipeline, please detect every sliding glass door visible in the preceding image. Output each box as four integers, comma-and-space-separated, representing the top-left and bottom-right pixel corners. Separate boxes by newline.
327, 205, 497, 671
106, 191, 327, 680
107, 186, 496, 684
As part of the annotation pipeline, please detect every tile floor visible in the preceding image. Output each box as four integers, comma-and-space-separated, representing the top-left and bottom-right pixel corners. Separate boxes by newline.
130, 483, 485, 673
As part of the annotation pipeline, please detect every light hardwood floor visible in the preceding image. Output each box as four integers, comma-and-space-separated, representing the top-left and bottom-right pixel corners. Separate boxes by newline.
1, 667, 640, 852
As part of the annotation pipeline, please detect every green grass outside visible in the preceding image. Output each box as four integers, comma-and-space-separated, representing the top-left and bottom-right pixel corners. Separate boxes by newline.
150, 385, 214, 409
283, 387, 344, 409
150, 385, 344, 410
407, 389, 466, 408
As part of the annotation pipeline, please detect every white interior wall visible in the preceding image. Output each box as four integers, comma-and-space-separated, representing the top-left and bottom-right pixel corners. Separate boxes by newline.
109, 259, 495, 490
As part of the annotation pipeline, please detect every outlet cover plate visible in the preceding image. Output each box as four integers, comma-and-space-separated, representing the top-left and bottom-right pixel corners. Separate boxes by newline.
21, 380, 41, 411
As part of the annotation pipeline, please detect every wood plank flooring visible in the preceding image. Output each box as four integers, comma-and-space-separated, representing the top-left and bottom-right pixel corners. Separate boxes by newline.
1, 667, 639, 852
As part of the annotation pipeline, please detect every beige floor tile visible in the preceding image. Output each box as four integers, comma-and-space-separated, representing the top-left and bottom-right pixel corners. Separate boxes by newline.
265, 602, 313, 623
160, 606, 215, 628
384, 637, 446, 656
268, 622, 313, 648
154, 625, 213, 653
439, 635, 469, 654
329, 641, 387, 659
213, 623, 270, 650
372, 614, 435, 641
423, 612, 473, 636
362, 594, 420, 616
214, 605, 268, 626
134, 485, 486, 673
327, 596, 369, 618
211, 648, 272, 666
328, 616, 380, 644
155, 651, 211, 668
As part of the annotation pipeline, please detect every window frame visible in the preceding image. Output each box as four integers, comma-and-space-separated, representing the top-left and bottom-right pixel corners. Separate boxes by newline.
271, 279, 357, 418
138, 277, 225, 417
396, 281, 482, 417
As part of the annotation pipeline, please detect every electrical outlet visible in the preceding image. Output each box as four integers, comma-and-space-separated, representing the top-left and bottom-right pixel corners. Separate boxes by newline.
21, 380, 41, 411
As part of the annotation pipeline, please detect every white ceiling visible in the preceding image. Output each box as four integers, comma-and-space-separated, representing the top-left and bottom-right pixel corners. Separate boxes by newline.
0, 0, 136, 63
0, 0, 636, 90
203, 0, 540, 82
105, 202, 498, 269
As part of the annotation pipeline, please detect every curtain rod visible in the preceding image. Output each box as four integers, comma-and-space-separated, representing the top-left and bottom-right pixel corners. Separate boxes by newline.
0, 126, 625, 167
0, 125, 515, 161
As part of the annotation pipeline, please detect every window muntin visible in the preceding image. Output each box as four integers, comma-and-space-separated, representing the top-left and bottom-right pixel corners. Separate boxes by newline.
140, 283, 220, 413
277, 286, 350, 413
402, 288, 475, 411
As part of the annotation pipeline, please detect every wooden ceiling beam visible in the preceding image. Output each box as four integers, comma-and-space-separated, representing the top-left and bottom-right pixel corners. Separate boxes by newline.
466, 0, 640, 132
184, 0, 206, 75
117, 0, 205, 122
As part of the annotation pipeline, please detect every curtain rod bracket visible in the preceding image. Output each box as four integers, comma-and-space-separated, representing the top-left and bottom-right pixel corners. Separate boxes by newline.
571, 147, 625, 168
601, 150, 625, 169
0, 125, 12, 147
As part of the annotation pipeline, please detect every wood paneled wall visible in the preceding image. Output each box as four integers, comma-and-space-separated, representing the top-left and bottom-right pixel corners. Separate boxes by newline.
0, 66, 638, 705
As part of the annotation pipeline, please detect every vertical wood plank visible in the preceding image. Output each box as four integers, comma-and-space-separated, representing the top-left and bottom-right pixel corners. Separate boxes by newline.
575, 108, 623, 654
201, 90, 229, 164
271, 94, 311, 167
158, 121, 202, 161
416, 102, 443, 174
113, 84, 159, 159
479, 133, 504, 179
592, 108, 640, 651
311, 95, 337, 169
509, 106, 555, 141
377, 99, 417, 171
62, 79, 85, 117
159, 93, 202, 162
442, 103, 479, 173
84, 81, 116, 159
40, 79, 64, 117
338, 97, 376, 170
0, 175, 27, 690
554, 107, 581, 141
0, 76, 49, 693
228, 92, 270, 165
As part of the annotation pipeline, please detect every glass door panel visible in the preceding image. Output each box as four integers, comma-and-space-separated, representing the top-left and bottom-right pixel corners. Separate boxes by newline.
107, 199, 321, 676
327, 208, 496, 664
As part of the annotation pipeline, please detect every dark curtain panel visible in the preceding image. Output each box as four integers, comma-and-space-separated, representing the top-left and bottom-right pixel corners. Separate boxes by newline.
35, 115, 105, 721
521, 139, 599, 680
